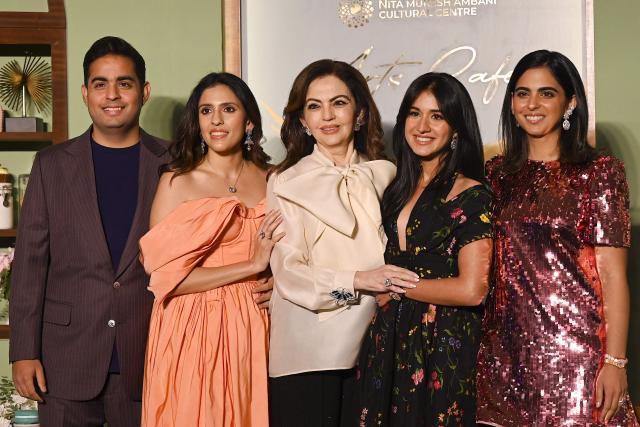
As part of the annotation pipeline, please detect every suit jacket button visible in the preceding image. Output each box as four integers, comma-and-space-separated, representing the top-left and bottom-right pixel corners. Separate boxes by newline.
113, 281, 121, 289
108, 320, 116, 328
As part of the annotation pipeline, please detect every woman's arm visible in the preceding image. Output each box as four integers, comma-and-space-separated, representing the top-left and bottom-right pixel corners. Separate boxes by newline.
403, 238, 492, 306
268, 177, 417, 311
149, 173, 283, 297
171, 209, 283, 296
593, 246, 630, 424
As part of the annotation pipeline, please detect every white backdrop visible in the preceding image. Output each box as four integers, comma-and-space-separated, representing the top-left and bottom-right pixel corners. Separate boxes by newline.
238, 0, 593, 161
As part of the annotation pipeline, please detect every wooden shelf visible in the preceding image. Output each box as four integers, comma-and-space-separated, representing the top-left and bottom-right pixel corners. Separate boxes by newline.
0, 229, 16, 237
0, 132, 52, 142
1, 0, 68, 146
0, 0, 68, 342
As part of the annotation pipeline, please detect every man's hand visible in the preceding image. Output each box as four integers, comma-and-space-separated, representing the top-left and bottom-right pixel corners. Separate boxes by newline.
12, 359, 46, 402
253, 276, 274, 310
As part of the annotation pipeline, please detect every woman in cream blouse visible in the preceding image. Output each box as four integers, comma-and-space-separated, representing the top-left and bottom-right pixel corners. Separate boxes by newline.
267, 59, 418, 426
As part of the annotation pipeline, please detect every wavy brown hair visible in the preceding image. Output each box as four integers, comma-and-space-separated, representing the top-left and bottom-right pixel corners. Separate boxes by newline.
272, 60, 385, 174
162, 72, 270, 176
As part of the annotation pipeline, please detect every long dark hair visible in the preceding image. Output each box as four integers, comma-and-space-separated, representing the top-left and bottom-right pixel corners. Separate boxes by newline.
163, 72, 270, 176
382, 72, 485, 223
272, 59, 386, 174
500, 50, 596, 173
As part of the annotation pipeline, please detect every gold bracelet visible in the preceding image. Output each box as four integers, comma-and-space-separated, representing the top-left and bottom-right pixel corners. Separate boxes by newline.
604, 353, 628, 369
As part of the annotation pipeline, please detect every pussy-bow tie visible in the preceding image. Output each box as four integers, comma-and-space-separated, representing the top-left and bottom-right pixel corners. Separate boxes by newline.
274, 160, 395, 237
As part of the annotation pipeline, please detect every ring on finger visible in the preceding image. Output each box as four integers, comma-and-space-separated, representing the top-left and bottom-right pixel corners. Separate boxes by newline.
258, 231, 266, 239
384, 278, 392, 288
618, 397, 625, 405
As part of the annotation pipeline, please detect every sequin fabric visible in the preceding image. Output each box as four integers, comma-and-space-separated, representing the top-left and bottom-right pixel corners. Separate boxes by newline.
476, 156, 637, 426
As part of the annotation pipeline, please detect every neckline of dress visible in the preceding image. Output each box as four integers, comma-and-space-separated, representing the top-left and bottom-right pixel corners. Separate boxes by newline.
395, 173, 461, 253
180, 195, 266, 210
151, 196, 266, 231
527, 158, 560, 166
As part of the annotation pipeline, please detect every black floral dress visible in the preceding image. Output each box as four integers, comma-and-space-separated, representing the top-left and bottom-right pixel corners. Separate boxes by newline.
352, 175, 492, 427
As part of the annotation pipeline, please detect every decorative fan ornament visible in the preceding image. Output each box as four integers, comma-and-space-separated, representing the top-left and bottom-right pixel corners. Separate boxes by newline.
0, 55, 52, 116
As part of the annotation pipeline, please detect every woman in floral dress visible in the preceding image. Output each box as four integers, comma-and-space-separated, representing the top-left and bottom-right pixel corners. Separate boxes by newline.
351, 72, 493, 426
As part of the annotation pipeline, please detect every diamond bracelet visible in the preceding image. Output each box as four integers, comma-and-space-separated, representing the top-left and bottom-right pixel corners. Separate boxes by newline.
604, 354, 628, 369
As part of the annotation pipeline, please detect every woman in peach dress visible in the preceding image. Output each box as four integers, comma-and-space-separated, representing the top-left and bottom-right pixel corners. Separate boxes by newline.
139, 72, 282, 426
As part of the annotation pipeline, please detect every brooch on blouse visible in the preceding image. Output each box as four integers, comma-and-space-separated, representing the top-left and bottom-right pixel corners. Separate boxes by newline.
329, 288, 357, 306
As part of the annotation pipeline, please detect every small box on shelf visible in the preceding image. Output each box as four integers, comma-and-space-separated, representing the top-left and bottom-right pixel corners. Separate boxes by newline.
5, 117, 44, 132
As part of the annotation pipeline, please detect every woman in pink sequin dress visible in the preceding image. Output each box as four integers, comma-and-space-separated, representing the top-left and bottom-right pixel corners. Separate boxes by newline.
476, 50, 639, 426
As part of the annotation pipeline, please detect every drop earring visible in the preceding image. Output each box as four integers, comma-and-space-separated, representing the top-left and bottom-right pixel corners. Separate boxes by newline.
562, 107, 574, 131
450, 133, 458, 150
244, 129, 254, 151
200, 135, 207, 154
303, 126, 312, 136
354, 117, 363, 132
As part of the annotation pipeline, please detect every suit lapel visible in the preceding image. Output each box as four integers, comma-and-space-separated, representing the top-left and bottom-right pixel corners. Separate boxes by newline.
62, 129, 113, 271
115, 131, 166, 278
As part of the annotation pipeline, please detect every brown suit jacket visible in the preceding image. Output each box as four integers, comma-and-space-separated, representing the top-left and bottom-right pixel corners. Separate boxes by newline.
9, 128, 169, 401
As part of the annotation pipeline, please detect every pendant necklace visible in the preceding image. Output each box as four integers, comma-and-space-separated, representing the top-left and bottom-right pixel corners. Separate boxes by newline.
205, 159, 245, 194
226, 160, 245, 193
205, 158, 245, 193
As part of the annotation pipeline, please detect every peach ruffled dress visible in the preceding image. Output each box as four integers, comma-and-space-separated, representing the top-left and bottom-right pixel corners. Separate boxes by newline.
139, 197, 269, 427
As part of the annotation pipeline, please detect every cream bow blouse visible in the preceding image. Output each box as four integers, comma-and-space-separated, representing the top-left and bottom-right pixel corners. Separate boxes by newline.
267, 145, 396, 377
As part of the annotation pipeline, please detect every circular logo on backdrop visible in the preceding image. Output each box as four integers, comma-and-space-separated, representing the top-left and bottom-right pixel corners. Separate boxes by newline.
338, 0, 374, 28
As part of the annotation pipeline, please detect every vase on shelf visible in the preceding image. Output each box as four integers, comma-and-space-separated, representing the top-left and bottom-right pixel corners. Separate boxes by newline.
0, 165, 13, 230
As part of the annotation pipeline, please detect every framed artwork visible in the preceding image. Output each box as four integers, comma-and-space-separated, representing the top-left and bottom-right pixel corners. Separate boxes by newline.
223, 0, 595, 160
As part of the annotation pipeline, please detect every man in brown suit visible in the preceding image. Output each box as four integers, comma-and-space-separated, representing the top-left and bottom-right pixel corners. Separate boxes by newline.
9, 37, 169, 427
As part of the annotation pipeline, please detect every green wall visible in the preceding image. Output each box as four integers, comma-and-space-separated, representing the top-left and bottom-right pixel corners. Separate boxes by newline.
0, 0, 223, 378
0, 0, 47, 12
1, 0, 639, 409
66, 0, 223, 139
594, 0, 640, 405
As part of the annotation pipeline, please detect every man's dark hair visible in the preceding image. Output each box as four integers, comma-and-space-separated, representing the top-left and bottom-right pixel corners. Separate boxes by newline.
83, 36, 146, 86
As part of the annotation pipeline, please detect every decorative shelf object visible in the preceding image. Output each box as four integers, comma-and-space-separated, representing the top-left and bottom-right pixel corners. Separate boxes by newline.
0, 0, 67, 145
0, 0, 68, 340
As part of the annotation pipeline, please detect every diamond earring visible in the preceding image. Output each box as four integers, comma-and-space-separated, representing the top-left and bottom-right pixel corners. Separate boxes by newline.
450, 133, 458, 150
200, 136, 207, 154
244, 129, 254, 151
562, 107, 574, 131
303, 126, 312, 136
354, 118, 363, 132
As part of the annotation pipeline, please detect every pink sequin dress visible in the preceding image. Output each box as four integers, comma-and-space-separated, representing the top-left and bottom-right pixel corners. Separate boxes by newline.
476, 156, 638, 426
